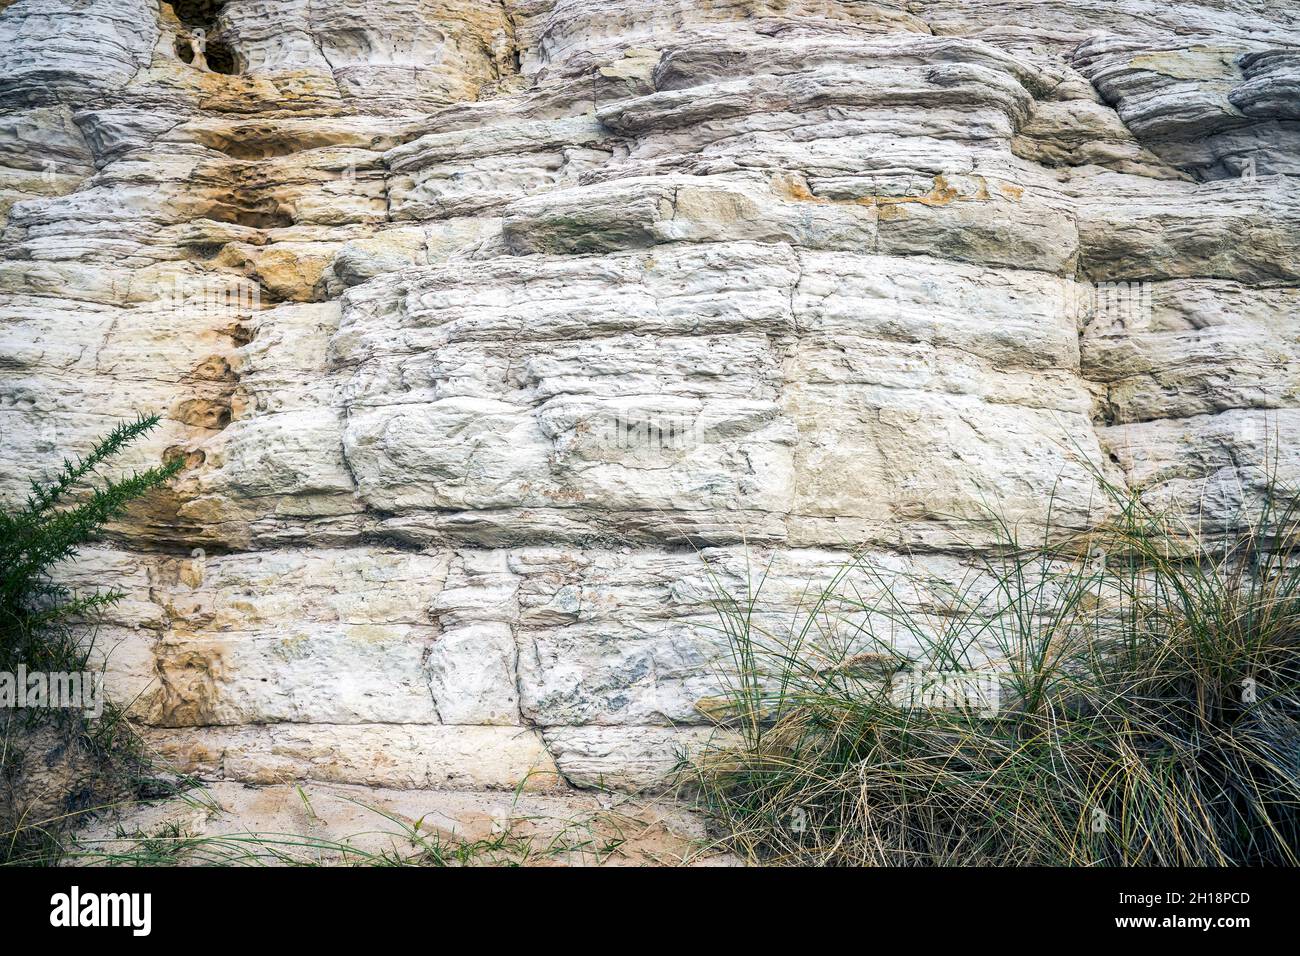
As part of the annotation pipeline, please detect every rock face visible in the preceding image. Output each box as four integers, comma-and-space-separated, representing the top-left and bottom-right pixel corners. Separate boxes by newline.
1, 1, 1297, 797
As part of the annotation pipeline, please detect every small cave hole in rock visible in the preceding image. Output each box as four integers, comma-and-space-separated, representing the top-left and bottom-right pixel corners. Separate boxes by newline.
203, 40, 239, 75
171, 0, 239, 75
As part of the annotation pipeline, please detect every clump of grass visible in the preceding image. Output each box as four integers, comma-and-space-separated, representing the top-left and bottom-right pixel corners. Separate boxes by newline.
685, 477, 1300, 865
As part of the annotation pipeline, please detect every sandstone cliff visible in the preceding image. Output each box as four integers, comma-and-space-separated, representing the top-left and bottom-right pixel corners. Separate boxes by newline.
1, 0, 1297, 810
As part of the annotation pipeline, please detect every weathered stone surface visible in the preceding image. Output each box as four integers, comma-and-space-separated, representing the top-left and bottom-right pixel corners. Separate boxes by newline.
74, 780, 740, 865
148, 723, 561, 791
2, 0, 1296, 813
542, 726, 731, 792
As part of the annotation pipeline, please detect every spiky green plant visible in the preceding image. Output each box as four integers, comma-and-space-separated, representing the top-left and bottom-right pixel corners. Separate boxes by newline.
1, 413, 182, 675
1, 413, 183, 862
685, 477, 1300, 866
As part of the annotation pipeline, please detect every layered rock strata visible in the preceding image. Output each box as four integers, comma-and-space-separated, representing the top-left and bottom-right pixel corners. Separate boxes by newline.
1, 0, 1297, 797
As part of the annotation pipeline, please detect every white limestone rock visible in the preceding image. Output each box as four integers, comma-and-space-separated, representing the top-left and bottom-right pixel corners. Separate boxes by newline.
148, 723, 561, 790
3, 0, 1297, 806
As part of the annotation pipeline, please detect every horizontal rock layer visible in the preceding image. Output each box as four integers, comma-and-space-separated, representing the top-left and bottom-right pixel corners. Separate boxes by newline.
2, 0, 1297, 793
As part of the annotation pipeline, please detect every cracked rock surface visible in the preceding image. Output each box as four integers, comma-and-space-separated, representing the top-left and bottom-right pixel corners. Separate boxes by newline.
2, 0, 1298, 808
